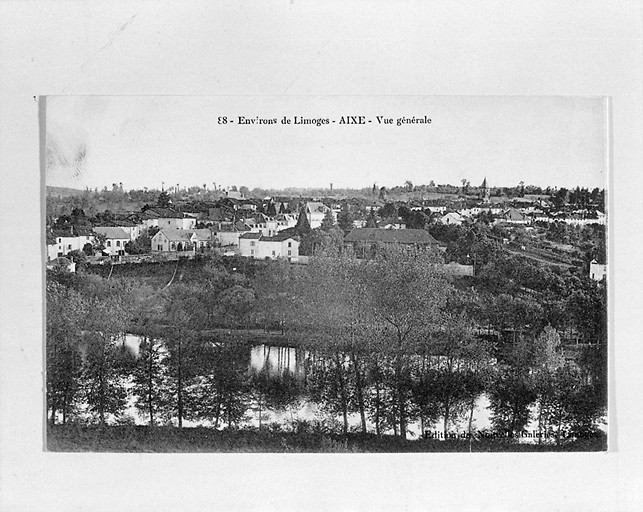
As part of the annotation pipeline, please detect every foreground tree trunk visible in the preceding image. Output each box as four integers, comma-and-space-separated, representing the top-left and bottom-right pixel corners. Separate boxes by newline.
351, 350, 367, 434
443, 398, 450, 440
148, 339, 155, 426
335, 352, 349, 435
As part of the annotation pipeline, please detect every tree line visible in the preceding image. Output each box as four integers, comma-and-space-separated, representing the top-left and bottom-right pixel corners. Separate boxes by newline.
47, 247, 606, 445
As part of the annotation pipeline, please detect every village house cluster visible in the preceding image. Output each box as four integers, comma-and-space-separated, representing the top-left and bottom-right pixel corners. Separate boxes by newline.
46, 179, 606, 280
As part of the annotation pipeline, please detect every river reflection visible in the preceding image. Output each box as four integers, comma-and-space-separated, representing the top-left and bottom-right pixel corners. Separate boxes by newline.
124, 336, 560, 440
249, 344, 307, 380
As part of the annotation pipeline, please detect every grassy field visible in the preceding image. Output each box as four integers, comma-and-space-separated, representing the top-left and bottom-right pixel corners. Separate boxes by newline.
47, 425, 606, 453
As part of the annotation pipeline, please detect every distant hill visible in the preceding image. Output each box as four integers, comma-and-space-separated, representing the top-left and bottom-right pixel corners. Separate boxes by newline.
46, 186, 85, 197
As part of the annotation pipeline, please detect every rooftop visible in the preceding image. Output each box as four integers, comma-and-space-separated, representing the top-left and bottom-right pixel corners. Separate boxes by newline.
344, 228, 438, 245
93, 227, 130, 239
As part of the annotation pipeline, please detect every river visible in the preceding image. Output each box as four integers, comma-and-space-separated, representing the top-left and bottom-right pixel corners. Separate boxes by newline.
120, 335, 581, 442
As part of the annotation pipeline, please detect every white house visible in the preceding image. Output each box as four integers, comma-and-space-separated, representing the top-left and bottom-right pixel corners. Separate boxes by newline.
238, 232, 262, 258
589, 260, 607, 281
93, 227, 131, 256
440, 212, 464, 226
257, 234, 300, 260
48, 234, 95, 260
239, 232, 299, 261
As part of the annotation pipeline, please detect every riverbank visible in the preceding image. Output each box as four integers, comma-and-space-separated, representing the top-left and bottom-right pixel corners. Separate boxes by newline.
47, 425, 606, 453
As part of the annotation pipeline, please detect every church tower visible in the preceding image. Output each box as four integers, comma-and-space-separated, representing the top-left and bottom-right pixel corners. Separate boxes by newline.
480, 177, 490, 202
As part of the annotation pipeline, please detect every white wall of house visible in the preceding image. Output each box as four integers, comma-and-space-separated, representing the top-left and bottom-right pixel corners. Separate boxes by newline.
103, 237, 130, 256
440, 213, 463, 226
144, 217, 196, 230
590, 261, 607, 281
49, 235, 95, 259
239, 236, 260, 258
239, 236, 299, 260
256, 238, 299, 260
47, 244, 59, 261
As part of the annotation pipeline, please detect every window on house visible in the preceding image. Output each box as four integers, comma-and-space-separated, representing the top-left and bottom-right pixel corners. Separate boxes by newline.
68, 244, 72, 250
250, 241, 255, 246
288, 250, 291, 256
58, 238, 61, 243
288, 241, 292, 247
251, 250, 255, 255
116, 241, 120, 246
107, 241, 111, 247
171, 243, 176, 250
272, 251, 276, 256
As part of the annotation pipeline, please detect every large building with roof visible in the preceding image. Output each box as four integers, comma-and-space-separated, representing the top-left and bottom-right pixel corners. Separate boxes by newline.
343, 228, 439, 256
93, 227, 131, 256
151, 228, 211, 253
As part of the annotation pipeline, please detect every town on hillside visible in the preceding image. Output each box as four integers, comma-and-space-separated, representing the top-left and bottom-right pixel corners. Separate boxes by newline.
46, 179, 606, 281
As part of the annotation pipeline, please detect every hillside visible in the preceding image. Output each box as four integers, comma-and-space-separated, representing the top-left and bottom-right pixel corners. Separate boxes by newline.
46, 185, 86, 197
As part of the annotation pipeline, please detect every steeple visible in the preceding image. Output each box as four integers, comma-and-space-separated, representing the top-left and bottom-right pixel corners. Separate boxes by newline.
480, 177, 490, 202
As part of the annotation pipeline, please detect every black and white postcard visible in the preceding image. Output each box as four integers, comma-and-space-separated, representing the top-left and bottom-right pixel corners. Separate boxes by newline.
44, 95, 608, 453
1, 2, 642, 511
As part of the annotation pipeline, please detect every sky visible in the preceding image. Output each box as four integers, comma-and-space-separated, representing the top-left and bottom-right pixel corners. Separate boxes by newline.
45, 95, 608, 191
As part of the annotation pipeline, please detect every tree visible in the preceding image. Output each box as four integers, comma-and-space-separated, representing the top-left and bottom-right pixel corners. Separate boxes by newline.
378, 202, 397, 219
336, 207, 354, 235
131, 332, 170, 426
218, 284, 256, 330
488, 336, 538, 437
92, 233, 107, 254
361, 247, 450, 438
46, 281, 86, 425
80, 280, 134, 425
266, 201, 277, 217
67, 249, 87, 268
425, 312, 488, 440
365, 209, 378, 228
157, 191, 171, 208
320, 209, 336, 231
162, 283, 206, 427
532, 326, 565, 442
125, 227, 158, 254
294, 206, 312, 235
129, 295, 170, 426
185, 340, 252, 428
